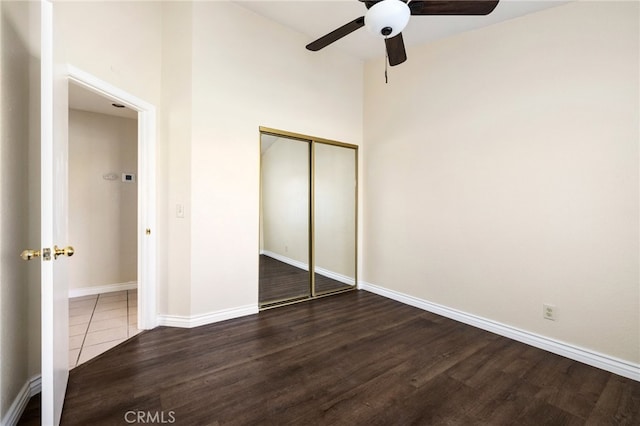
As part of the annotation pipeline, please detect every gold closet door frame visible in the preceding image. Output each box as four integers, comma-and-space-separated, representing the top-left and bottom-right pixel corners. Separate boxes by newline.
259, 126, 358, 309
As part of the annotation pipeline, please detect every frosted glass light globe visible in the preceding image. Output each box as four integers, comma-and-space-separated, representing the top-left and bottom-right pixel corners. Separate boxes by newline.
365, 0, 411, 38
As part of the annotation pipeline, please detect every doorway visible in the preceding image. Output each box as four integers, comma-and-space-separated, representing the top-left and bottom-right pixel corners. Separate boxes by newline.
65, 66, 158, 343
67, 84, 140, 366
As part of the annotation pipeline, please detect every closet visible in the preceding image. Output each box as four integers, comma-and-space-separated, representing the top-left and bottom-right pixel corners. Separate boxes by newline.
259, 127, 357, 308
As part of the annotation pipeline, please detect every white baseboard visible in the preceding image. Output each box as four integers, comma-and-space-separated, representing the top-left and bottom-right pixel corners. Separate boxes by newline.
157, 305, 259, 328
2, 375, 41, 426
68, 281, 137, 298
261, 250, 308, 271
359, 281, 640, 382
315, 266, 355, 286
261, 251, 355, 285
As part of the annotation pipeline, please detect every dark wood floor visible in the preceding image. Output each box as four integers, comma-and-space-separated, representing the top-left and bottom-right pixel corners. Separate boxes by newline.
259, 254, 351, 304
19, 291, 640, 425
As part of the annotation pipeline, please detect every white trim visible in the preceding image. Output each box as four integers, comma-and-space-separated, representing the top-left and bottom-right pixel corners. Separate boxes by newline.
261, 250, 308, 271
315, 266, 355, 286
157, 305, 259, 328
261, 251, 355, 285
66, 65, 157, 330
359, 281, 640, 382
68, 281, 138, 298
1, 375, 41, 426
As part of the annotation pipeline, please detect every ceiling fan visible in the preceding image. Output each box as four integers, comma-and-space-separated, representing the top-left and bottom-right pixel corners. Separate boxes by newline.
306, 0, 500, 66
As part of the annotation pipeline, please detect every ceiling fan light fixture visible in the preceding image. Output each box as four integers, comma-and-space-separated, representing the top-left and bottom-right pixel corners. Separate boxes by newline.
365, 0, 410, 39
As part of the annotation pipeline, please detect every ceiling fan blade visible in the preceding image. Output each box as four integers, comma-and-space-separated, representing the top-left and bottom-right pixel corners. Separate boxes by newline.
409, 1, 499, 16
385, 33, 407, 66
306, 16, 365, 51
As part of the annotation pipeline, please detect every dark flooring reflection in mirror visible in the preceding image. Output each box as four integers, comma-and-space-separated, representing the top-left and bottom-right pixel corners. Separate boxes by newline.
259, 255, 352, 305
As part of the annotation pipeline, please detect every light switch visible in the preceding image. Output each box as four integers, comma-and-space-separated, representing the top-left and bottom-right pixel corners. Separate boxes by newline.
176, 204, 185, 218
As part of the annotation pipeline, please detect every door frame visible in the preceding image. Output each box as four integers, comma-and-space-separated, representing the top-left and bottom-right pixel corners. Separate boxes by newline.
67, 65, 158, 329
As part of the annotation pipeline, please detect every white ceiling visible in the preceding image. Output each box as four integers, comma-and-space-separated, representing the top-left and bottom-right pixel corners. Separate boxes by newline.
68, 82, 137, 119
234, 0, 570, 61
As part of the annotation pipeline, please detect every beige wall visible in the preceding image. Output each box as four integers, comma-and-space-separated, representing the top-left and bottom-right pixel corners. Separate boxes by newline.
161, 0, 192, 317
54, 0, 168, 305
0, 0, 40, 419
363, 1, 639, 363
55, 1, 363, 318
68, 109, 138, 291
189, 1, 363, 314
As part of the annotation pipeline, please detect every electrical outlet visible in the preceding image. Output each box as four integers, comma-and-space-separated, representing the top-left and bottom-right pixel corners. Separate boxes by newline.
543, 304, 557, 321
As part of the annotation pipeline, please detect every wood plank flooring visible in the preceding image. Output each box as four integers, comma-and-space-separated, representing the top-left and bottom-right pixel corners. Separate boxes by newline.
19, 291, 640, 425
259, 254, 351, 304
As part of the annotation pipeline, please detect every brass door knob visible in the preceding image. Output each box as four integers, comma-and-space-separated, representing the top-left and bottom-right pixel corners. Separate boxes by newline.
54, 245, 75, 259
20, 249, 41, 261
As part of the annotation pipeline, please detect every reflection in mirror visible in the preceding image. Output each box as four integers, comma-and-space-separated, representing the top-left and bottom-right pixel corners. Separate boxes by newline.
259, 134, 310, 305
313, 142, 357, 295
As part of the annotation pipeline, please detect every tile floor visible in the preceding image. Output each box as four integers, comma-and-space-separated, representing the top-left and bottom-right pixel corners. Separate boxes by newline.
69, 289, 140, 369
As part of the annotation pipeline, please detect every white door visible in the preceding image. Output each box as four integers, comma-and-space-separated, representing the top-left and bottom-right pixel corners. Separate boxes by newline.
34, 4, 156, 423
41, 1, 71, 423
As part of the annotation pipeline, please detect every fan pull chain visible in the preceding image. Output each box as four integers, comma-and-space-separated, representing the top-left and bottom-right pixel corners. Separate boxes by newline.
385, 42, 389, 84
385, 57, 388, 84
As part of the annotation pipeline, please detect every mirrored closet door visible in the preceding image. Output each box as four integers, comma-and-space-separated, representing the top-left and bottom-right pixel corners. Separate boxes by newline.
313, 142, 357, 296
259, 128, 357, 308
259, 133, 311, 305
